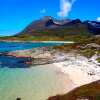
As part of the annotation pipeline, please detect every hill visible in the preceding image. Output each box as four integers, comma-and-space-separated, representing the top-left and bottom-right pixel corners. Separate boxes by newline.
0, 16, 100, 42
17, 16, 100, 36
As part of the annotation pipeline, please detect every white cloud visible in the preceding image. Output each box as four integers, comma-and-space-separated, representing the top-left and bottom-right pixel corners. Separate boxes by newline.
40, 9, 46, 14
97, 17, 100, 22
58, 0, 76, 18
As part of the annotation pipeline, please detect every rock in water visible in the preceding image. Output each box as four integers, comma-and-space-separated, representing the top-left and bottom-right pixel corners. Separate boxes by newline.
16, 97, 21, 100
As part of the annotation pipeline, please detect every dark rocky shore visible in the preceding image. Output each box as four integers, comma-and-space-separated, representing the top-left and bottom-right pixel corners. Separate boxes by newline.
47, 80, 100, 100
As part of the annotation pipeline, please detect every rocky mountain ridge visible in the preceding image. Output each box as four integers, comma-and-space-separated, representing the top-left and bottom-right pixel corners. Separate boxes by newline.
17, 16, 100, 36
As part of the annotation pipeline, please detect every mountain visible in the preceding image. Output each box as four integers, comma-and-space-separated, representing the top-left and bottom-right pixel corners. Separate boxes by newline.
16, 16, 100, 37
16, 17, 84, 36
87, 21, 100, 35
17, 16, 62, 36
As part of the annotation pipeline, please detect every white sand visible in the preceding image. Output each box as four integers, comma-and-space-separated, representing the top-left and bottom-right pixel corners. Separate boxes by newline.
53, 53, 100, 87
37, 64, 76, 93
42, 41, 75, 44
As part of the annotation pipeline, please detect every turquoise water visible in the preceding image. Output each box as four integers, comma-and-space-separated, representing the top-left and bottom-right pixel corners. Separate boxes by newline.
0, 42, 72, 100
0, 41, 63, 52
0, 66, 71, 100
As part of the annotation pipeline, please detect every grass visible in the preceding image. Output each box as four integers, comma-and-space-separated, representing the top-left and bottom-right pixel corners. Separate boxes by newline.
96, 57, 100, 63
79, 49, 95, 58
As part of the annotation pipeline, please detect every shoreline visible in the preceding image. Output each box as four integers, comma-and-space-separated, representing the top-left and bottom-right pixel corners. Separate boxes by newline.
32, 53, 100, 95
34, 64, 76, 94
0, 40, 75, 44
0, 42, 100, 96
0, 64, 75, 100
52, 54, 100, 87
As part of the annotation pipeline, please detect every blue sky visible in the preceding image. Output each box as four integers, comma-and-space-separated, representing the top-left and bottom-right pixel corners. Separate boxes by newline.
0, 0, 100, 36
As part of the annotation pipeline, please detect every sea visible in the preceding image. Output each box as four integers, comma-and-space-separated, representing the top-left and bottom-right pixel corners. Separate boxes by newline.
0, 41, 73, 100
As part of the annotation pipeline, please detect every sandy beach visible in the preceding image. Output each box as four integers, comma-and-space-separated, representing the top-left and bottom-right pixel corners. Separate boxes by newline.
53, 53, 100, 87
43, 64, 76, 93
0, 43, 100, 100
0, 64, 75, 100
7, 47, 100, 90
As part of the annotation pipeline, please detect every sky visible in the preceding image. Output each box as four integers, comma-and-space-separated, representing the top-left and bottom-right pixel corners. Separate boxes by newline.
0, 0, 100, 36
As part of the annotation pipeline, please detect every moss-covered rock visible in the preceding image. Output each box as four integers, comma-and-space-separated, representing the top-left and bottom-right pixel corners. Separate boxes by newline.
96, 57, 100, 63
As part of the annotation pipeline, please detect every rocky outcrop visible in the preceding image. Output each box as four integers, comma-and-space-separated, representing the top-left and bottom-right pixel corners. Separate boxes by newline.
7, 47, 67, 65
83, 43, 100, 49
47, 80, 100, 100
5, 45, 100, 67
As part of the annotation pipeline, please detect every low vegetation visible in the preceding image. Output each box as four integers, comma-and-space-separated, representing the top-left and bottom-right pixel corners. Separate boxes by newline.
96, 57, 100, 63
79, 49, 95, 58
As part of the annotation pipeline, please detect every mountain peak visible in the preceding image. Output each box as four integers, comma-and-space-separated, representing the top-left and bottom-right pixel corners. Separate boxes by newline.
17, 16, 100, 36
42, 16, 53, 21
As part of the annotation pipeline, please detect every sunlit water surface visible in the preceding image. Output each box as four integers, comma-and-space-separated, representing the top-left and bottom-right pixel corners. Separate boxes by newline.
0, 65, 73, 100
